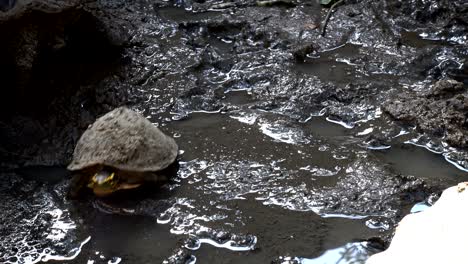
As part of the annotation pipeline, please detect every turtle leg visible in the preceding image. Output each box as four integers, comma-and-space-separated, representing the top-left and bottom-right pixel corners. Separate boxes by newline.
66, 173, 89, 199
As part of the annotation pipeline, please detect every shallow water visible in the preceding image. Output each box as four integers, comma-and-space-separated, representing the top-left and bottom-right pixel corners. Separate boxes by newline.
1, 2, 468, 264
2, 110, 467, 263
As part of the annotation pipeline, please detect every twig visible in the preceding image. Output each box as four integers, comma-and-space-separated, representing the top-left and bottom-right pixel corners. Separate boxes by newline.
320, 0, 345, 37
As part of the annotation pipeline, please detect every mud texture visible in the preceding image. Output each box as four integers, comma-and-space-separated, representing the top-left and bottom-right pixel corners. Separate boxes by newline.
0, 0, 468, 263
384, 79, 468, 148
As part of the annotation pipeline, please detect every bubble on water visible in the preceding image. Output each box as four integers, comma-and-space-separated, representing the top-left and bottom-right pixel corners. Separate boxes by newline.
108, 257, 122, 264
86, 253, 122, 264
229, 112, 258, 125
156, 198, 212, 233
45, 209, 76, 241
360, 136, 391, 150
159, 207, 256, 253
178, 159, 210, 179
1, 179, 89, 264
203, 161, 287, 201
320, 213, 368, 219
38, 236, 91, 263
357, 127, 374, 136
163, 157, 417, 258
171, 114, 187, 121
183, 227, 257, 252
405, 135, 468, 172
443, 152, 468, 172
392, 129, 410, 138
405, 135, 444, 154
318, 145, 329, 151
154, 183, 257, 254
323, 103, 383, 129
299, 165, 341, 177
365, 218, 390, 230
325, 117, 355, 129
258, 121, 310, 145
364, 143, 391, 150
333, 153, 349, 160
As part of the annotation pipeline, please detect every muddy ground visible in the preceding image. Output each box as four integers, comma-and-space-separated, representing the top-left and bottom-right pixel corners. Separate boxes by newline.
0, 0, 467, 263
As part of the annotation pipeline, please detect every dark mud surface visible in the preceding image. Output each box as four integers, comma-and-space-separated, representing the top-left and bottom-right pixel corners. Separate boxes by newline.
1, 0, 467, 263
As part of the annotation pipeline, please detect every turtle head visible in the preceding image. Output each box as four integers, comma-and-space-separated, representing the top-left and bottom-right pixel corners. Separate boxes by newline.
87, 168, 143, 196
87, 169, 119, 196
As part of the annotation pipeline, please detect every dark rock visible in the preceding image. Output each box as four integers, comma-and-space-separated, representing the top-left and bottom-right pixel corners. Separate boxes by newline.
426, 79, 465, 98
0, 0, 16, 12
0, 0, 131, 167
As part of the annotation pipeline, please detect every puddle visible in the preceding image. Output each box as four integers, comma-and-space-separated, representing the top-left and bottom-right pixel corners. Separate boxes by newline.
373, 144, 468, 183
15, 166, 69, 184
222, 90, 256, 105
157, 7, 222, 22
293, 44, 361, 84
3, 111, 468, 263
303, 116, 350, 138
400, 31, 444, 48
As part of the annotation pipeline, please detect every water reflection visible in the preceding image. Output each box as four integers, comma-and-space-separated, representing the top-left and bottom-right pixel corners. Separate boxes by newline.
285, 242, 380, 264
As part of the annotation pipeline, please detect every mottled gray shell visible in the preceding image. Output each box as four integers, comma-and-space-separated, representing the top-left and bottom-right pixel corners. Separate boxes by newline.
68, 107, 178, 172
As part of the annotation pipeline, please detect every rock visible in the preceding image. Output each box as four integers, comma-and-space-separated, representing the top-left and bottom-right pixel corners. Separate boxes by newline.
426, 79, 465, 98
367, 182, 468, 264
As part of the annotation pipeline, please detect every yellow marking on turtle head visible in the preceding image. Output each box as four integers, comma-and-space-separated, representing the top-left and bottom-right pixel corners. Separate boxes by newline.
90, 171, 115, 185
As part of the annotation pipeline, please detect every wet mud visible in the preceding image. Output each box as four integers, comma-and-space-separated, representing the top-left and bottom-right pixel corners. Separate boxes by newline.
1, 0, 467, 263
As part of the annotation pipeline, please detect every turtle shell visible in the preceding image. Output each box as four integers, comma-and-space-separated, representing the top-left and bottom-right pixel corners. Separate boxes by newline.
68, 107, 178, 172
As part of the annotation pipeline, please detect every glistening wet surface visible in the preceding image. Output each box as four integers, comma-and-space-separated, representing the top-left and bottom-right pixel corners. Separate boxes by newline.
2, 110, 467, 263
1, 2, 468, 264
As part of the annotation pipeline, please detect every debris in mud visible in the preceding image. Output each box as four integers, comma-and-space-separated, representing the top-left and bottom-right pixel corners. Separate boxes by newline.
320, 0, 345, 36
384, 79, 468, 148
163, 248, 196, 264
292, 42, 318, 62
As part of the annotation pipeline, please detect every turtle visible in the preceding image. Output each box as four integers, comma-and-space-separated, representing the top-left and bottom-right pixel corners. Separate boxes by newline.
67, 107, 178, 197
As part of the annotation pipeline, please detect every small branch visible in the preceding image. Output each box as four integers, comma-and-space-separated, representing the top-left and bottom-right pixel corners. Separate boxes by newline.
320, 0, 345, 37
